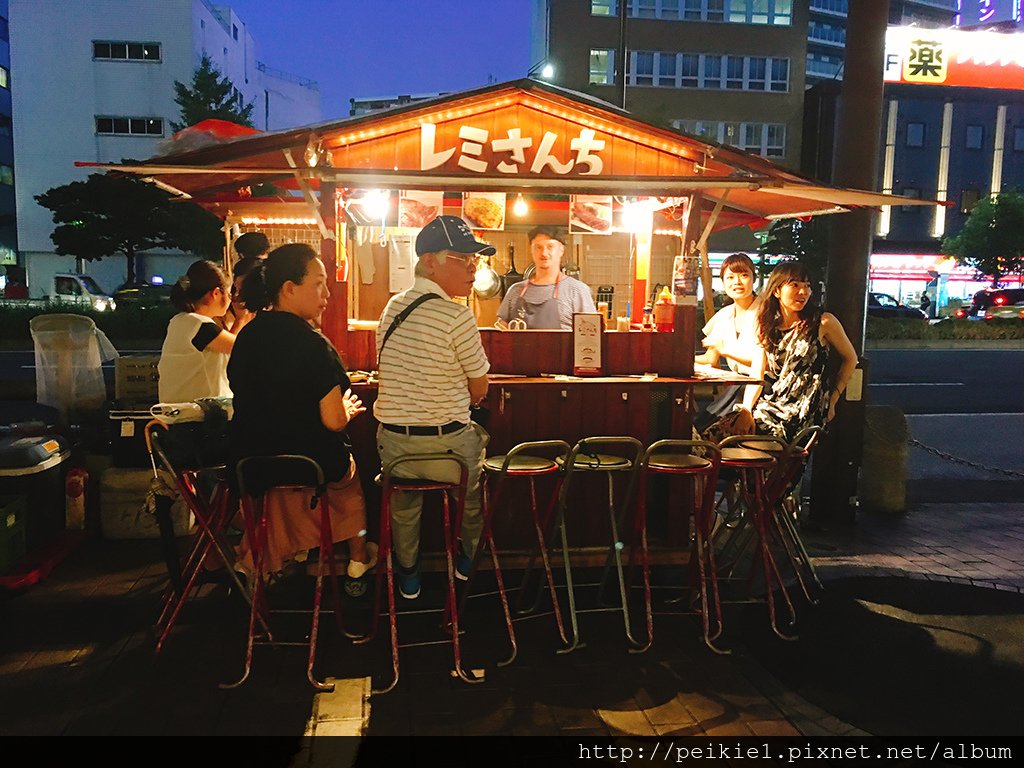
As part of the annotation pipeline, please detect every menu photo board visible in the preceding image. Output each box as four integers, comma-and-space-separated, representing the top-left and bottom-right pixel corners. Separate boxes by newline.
569, 194, 614, 235
462, 192, 506, 231
399, 190, 443, 228
573, 312, 604, 376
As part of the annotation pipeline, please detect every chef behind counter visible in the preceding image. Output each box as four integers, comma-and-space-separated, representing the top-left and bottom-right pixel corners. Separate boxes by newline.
495, 226, 595, 330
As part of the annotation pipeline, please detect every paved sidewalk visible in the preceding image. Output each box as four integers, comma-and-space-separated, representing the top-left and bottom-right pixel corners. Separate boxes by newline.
0, 502, 1020, 745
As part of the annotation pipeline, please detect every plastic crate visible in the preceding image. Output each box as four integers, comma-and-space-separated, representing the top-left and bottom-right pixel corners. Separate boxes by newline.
0, 495, 27, 575
107, 403, 156, 468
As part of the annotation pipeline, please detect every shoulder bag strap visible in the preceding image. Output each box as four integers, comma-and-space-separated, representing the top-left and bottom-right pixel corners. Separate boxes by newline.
379, 293, 441, 358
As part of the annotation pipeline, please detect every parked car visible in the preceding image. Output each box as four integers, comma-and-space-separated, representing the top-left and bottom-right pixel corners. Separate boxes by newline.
0, 273, 117, 311
982, 301, 1024, 320
867, 292, 926, 320
966, 287, 1024, 318
113, 281, 173, 309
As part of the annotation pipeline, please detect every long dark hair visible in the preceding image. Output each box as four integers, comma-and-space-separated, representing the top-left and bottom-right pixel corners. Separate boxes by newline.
170, 260, 228, 313
756, 261, 822, 347
238, 243, 318, 311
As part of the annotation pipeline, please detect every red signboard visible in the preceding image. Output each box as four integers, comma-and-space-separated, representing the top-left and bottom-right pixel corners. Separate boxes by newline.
884, 26, 1024, 90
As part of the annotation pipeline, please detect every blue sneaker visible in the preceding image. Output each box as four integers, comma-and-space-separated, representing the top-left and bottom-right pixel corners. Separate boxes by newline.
398, 564, 421, 600
455, 546, 473, 582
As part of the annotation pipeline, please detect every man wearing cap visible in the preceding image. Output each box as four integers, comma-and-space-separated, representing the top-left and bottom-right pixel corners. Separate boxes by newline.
374, 215, 493, 599
496, 226, 595, 330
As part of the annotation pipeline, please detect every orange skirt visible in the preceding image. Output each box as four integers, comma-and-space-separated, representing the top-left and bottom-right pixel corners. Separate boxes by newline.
237, 456, 367, 574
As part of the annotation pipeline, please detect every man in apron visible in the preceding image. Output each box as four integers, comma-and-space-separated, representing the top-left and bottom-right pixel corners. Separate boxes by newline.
495, 226, 595, 330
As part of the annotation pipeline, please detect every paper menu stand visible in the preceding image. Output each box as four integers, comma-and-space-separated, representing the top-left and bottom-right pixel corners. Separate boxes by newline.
573, 312, 604, 377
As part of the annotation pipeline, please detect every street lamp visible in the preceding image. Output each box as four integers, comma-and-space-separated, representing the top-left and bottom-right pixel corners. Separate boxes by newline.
528, 59, 555, 80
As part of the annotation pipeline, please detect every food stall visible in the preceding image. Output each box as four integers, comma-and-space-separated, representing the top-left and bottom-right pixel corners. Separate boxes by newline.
88, 79, 932, 549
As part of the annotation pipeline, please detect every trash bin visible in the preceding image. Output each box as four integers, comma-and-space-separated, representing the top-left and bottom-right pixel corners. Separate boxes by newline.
29, 314, 118, 424
0, 495, 27, 575
0, 435, 71, 551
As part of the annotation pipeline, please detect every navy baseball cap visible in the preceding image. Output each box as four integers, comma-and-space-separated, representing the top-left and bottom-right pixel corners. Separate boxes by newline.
415, 215, 497, 257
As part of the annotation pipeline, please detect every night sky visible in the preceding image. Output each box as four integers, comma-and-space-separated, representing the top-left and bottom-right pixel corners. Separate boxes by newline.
225, 0, 534, 119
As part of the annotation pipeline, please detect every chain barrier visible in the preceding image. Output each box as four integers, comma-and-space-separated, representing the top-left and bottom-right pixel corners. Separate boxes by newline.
907, 438, 1024, 480
865, 420, 1024, 479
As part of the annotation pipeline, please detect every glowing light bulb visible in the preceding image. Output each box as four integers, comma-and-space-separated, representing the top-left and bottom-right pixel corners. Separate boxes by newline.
513, 194, 528, 217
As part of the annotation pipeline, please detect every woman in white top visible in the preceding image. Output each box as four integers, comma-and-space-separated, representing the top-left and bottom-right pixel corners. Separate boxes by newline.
158, 260, 248, 403
695, 253, 760, 433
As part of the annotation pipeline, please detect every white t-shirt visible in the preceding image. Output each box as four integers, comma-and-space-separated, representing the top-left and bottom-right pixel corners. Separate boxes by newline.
158, 312, 231, 403
701, 301, 758, 375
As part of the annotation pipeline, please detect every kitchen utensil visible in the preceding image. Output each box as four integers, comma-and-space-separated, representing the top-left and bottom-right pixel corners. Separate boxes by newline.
473, 255, 501, 299
500, 243, 523, 297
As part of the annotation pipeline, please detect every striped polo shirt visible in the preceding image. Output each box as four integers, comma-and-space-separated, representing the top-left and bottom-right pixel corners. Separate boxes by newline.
374, 277, 490, 426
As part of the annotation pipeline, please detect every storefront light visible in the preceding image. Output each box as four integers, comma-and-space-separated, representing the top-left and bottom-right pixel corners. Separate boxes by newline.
513, 194, 528, 217
361, 190, 390, 221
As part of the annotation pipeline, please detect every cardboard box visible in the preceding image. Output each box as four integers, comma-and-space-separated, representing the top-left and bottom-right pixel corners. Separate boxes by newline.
115, 355, 160, 401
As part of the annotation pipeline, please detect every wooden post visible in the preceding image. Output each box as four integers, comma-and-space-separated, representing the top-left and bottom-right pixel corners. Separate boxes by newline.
320, 182, 349, 355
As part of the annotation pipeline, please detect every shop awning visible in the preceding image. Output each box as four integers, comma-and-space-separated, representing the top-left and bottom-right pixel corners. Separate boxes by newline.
77, 79, 939, 228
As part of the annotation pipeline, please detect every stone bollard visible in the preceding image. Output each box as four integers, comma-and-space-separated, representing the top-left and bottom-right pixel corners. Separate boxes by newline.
860, 405, 908, 514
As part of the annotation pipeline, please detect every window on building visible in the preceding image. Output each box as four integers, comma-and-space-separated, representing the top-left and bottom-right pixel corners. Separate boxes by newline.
657, 53, 679, 87
1015, 126, 1024, 152
93, 41, 161, 61
681, 53, 700, 87
748, 57, 768, 90
232, 24, 239, 40
700, 54, 721, 88
965, 125, 983, 150
631, 51, 656, 86
635, 0, 658, 17
661, 0, 682, 19
765, 123, 786, 156
901, 187, 921, 212
769, 58, 789, 91
673, 120, 785, 157
0, 165, 12, 186
95, 116, 164, 136
589, 49, 615, 85
742, 123, 764, 152
0, 115, 11, 137
906, 122, 925, 147
592, 0, 616, 13
0, 16, 9, 42
960, 188, 980, 214
725, 56, 745, 89
0, 66, 8, 90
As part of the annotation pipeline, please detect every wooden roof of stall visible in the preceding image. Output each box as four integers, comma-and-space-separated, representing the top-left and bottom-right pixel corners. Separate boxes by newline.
84, 79, 936, 226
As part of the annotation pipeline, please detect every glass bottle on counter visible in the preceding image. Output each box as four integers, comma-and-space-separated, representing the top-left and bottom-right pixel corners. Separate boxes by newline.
642, 305, 655, 332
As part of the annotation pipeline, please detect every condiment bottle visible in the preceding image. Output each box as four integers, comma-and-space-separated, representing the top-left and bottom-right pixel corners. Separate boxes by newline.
653, 286, 675, 333
642, 305, 654, 332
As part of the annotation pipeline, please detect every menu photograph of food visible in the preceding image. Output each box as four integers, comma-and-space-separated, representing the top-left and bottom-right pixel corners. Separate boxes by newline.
462, 192, 506, 231
569, 194, 613, 235
399, 190, 442, 228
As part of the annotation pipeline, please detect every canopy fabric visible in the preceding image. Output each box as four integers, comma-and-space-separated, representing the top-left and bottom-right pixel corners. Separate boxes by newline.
79, 79, 939, 227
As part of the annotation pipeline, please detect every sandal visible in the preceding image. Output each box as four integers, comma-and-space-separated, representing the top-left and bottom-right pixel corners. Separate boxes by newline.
346, 541, 378, 579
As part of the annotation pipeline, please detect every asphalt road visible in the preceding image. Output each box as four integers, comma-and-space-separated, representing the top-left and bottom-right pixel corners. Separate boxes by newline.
866, 349, 1024, 415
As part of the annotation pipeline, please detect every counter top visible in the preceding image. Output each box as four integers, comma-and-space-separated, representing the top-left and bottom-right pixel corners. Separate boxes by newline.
350, 370, 758, 387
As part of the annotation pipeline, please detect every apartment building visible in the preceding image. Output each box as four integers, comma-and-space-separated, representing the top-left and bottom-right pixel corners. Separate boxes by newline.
9, 0, 321, 296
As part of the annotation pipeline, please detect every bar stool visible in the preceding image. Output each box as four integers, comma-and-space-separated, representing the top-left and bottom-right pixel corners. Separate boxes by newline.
634, 439, 724, 654
542, 436, 644, 654
462, 440, 572, 662
357, 453, 512, 695
222, 454, 348, 691
146, 425, 254, 655
749, 426, 825, 605
717, 434, 798, 641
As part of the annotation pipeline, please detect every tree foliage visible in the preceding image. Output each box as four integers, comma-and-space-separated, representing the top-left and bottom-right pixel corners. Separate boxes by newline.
172, 53, 254, 131
756, 217, 829, 285
941, 191, 1024, 286
35, 174, 223, 284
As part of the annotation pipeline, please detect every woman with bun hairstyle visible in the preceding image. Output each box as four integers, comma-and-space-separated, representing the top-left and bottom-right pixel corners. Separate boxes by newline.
228, 243, 375, 579
158, 260, 242, 403
748, 261, 858, 442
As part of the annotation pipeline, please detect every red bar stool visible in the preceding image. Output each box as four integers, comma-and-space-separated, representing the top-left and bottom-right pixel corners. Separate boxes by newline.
745, 426, 825, 605
146, 424, 255, 655
462, 440, 572, 662
222, 454, 349, 691
356, 452, 512, 695
634, 439, 723, 654
544, 436, 645, 654
717, 434, 798, 641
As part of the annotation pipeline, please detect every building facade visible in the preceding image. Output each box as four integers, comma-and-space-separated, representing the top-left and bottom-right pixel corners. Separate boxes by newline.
349, 93, 448, 117
805, 25, 1024, 308
9, 0, 321, 297
0, 0, 14, 273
